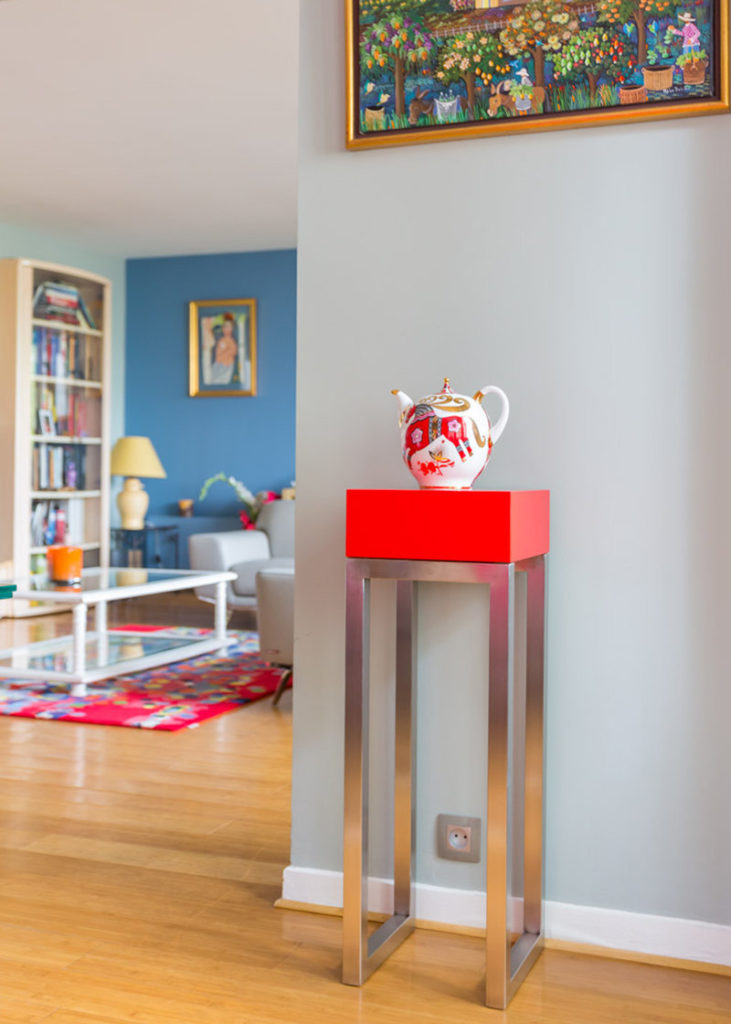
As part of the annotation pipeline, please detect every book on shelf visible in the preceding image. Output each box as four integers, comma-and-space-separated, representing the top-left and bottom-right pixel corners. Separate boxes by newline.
33, 384, 95, 437
32, 281, 97, 330
32, 325, 98, 381
32, 443, 88, 491
31, 498, 86, 547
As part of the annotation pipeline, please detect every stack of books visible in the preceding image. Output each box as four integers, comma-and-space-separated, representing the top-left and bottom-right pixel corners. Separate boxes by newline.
33, 281, 97, 330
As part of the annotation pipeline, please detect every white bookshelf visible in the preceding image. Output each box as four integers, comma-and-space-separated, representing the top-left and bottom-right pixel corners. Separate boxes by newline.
0, 258, 111, 617
32, 375, 102, 390
32, 317, 103, 337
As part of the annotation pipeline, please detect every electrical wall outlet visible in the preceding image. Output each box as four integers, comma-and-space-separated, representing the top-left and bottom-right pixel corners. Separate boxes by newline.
436, 814, 481, 863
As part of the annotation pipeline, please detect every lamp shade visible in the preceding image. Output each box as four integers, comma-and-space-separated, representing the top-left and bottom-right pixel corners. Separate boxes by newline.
110, 436, 166, 479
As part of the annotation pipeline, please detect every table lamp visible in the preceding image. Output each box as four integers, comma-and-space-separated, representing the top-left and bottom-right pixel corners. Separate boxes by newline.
110, 436, 166, 529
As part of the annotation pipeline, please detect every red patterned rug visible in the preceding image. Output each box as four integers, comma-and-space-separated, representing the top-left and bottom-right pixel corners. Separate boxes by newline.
0, 628, 289, 731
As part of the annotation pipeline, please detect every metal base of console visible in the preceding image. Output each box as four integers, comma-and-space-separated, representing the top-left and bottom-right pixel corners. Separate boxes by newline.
343, 555, 547, 1009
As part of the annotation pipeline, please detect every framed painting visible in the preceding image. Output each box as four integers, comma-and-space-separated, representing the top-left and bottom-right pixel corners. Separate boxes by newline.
189, 299, 257, 398
346, 0, 729, 147
38, 409, 55, 436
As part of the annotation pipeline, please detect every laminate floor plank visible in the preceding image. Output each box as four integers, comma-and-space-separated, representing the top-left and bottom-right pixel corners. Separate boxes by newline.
0, 599, 729, 1023
0, 999, 57, 1024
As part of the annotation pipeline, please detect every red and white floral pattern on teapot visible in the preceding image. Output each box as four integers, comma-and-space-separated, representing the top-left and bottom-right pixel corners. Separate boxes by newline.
392, 378, 509, 490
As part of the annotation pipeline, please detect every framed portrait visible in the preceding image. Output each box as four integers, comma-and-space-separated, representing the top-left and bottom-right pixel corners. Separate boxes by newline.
189, 299, 258, 398
38, 409, 55, 436
346, 0, 729, 148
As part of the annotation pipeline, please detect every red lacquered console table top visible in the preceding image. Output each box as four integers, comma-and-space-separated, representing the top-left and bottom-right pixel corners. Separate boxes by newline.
346, 490, 549, 564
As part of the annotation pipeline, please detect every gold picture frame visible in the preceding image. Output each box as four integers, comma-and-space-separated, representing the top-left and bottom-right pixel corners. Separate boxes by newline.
346, 0, 729, 149
189, 299, 258, 398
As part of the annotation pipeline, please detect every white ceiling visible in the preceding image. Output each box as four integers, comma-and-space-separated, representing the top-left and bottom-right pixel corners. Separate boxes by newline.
0, 0, 299, 256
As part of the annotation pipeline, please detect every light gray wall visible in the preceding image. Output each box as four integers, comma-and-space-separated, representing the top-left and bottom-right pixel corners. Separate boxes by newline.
293, 0, 731, 926
0, 222, 126, 446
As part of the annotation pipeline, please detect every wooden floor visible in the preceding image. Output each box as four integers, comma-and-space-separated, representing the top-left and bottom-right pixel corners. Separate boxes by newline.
0, 595, 729, 1023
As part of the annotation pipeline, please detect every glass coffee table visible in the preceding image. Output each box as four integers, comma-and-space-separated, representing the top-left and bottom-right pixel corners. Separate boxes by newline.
0, 568, 236, 695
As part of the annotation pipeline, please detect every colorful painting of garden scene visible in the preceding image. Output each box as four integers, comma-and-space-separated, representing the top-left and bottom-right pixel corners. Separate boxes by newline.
349, 0, 725, 142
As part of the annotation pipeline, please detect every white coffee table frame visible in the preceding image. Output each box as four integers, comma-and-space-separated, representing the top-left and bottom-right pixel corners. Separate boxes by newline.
0, 568, 236, 696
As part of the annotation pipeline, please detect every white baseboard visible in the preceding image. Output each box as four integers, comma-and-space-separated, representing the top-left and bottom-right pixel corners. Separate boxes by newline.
544, 900, 731, 967
281, 866, 731, 968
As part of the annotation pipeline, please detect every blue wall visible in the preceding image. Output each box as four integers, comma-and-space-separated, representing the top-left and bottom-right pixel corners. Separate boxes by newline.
125, 249, 296, 518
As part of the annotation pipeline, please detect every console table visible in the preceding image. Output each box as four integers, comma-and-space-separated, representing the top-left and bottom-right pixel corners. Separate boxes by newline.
343, 489, 550, 1010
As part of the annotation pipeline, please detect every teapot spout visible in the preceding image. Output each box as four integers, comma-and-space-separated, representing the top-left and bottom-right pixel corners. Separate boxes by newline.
391, 388, 413, 425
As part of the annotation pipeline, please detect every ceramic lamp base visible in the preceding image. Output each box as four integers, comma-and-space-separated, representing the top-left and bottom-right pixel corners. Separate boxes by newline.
117, 477, 149, 530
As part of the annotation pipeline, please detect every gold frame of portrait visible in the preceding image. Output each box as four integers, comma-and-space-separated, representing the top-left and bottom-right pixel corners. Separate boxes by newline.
189, 298, 258, 398
345, 0, 729, 149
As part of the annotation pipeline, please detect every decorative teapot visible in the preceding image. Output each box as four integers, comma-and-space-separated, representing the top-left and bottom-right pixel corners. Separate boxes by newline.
392, 378, 509, 490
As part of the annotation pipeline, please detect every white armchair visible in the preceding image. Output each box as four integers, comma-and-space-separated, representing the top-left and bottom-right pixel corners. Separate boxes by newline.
188, 500, 294, 612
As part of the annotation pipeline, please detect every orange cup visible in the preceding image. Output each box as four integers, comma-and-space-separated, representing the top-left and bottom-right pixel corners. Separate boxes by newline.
47, 545, 83, 584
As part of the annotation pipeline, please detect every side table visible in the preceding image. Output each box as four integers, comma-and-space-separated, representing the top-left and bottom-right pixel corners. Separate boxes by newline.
110, 525, 180, 570
343, 489, 550, 1010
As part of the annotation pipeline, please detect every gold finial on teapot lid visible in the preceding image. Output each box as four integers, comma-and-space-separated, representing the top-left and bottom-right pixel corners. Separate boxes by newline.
442, 377, 454, 393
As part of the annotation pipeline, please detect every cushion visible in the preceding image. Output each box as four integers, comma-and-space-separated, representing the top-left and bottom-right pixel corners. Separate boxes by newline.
230, 556, 294, 597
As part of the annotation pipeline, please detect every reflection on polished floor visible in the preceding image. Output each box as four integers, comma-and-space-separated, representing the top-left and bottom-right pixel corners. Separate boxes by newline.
0, 594, 728, 1023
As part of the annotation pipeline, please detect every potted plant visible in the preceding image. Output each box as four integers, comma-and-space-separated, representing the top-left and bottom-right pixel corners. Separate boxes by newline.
677, 48, 708, 85
198, 473, 278, 529
509, 78, 534, 116
642, 28, 675, 91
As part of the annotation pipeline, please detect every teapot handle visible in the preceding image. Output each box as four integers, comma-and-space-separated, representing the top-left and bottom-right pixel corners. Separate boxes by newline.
477, 385, 509, 444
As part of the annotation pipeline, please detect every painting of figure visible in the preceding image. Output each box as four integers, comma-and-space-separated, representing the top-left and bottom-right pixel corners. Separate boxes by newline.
189, 299, 257, 398
347, 0, 727, 146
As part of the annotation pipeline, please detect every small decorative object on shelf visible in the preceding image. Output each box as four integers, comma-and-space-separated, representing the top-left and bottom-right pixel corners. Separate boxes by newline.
198, 473, 278, 529
392, 378, 509, 490
178, 499, 194, 517
38, 409, 55, 437
52, 503, 67, 543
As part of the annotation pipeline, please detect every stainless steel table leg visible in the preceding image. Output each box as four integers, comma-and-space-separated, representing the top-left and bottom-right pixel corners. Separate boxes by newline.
343, 561, 370, 985
524, 556, 546, 938
485, 563, 515, 1009
495, 555, 546, 1008
393, 580, 416, 922
344, 565, 416, 985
